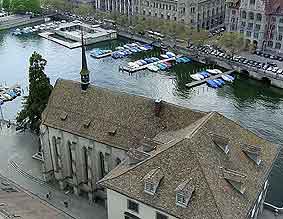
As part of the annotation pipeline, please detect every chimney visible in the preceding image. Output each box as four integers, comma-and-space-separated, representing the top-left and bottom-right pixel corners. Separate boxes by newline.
154, 99, 162, 117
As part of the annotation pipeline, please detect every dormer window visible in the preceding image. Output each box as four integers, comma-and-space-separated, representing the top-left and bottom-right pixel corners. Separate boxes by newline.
60, 112, 68, 121
145, 182, 155, 195
212, 134, 230, 154
241, 144, 261, 166
176, 193, 186, 206
83, 119, 91, 128
223, 168, 247, 194
143, 168, 163, 195
108, 127, 117, 136
175, 180, 195, 208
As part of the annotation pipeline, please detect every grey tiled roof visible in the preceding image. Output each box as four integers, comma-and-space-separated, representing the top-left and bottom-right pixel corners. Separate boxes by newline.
42, 79, 205, 150
99, 113, 279, 219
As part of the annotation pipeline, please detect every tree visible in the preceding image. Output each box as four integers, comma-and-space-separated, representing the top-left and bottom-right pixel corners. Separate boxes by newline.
188, 29, 209, 49
26, 0, 41, 13
73, 3, 93, 16
10, 0, 26, 14
2, 0, 11, 11
215, 32, 246, 56
16, 52, 53, 133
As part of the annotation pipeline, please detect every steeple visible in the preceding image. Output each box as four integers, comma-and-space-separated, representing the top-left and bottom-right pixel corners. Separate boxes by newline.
80, 30, 90, 91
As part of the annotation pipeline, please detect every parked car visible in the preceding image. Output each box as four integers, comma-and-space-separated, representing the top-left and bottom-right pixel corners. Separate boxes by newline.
267, 62, 277, 67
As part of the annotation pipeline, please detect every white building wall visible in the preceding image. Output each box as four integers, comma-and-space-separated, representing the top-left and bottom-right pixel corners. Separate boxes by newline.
40, 125, 128, 200
107, 189, 177, 219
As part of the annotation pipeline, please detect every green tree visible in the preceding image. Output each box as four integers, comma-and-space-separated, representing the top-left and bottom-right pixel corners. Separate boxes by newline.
10, 0, 26, 13
16, 52, 53, 133
26, 0, 41, 13
73, 3, 93, 16
2, 0, 11, 11
189, 30, 209, 46
215, 32, 245, 56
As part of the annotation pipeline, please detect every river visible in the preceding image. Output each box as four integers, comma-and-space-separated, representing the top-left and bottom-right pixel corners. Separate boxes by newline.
0, 30, 283, 206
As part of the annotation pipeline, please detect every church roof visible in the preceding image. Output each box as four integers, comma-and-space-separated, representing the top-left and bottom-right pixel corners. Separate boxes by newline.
41, 79, 205, 150
99, 112, 279, 219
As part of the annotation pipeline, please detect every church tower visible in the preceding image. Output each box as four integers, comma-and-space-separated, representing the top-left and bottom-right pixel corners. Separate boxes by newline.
80, 31, 90, 91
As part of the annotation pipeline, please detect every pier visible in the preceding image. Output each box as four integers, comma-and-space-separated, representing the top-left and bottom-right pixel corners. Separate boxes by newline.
185, 70, 235, 88
122, 57, 176, 73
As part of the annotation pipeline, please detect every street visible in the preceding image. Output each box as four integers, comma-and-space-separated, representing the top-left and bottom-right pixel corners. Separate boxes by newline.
0, 121, 107, 219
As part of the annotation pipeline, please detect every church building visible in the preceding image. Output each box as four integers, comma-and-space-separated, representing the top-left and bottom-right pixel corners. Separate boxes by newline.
40, 33, 279, 219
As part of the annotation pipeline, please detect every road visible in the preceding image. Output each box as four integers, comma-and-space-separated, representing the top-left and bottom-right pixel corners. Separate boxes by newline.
0, 121, 107, 219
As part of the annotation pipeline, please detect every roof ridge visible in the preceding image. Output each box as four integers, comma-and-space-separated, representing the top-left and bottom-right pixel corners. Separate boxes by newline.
55, 79, 205, 113
98, 112, 214, 184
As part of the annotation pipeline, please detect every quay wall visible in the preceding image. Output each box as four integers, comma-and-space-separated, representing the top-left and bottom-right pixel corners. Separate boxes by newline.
0, 17, 45, 31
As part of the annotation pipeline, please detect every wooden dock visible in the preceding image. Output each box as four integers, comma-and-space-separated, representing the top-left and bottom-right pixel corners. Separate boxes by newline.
185, 70, 235, 88
122, 57, 176, 73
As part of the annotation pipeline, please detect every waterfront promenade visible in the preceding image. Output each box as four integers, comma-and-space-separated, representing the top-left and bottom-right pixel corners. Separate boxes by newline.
0, 15, 45, 31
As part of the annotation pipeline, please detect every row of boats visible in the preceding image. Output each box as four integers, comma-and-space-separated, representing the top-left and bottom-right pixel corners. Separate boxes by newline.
12, 20, 66, 36
126, 52, 191, 72
112, 43, 153, 59
0, 86, 21, 105
191, 69, 235, 89
90, 42, 154, 59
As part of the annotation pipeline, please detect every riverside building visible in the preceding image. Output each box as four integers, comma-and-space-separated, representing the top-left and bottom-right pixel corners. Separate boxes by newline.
93, 0, 226, 30
226, 0, 283, 53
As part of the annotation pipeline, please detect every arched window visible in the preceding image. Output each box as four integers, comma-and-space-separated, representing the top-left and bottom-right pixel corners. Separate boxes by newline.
256, 13, 262, 21
52, 137, 59, 170
275, 42, 281, 49
116, 158, 121, 166
249, 12, 254, 20
67, 141, 73, 177
242, 11, 247, 19
82, 147, 88, 182
99, 152, 105, 179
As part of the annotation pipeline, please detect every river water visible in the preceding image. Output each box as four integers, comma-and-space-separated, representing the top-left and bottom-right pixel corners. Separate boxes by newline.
0, 31, 283, 206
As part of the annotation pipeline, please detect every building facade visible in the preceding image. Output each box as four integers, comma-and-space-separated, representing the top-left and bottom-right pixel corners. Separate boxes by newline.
93, 0, 226, 30
100, 112, 279, 219
226, 0, 283, 53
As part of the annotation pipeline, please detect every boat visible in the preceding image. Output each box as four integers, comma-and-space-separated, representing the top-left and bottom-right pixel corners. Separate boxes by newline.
227, 75, 235, 81
217, 78, 225, 85
199, 71, 210, 78
90, 49, 112, 58
207, 80, 219, 88
213, 79, 222, 87
115, 46, 124, 50
191, 74, 203, 81
160, 54, 169, 59
221, 75, 233, 82
206, 69, 219, 75
140, 60, 147, 65
166, 52, 176, 57
147, 64, 159, 72
213, 69, 223, 74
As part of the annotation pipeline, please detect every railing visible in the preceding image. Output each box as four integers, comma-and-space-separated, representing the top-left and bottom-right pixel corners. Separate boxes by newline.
264, 202, 283, 214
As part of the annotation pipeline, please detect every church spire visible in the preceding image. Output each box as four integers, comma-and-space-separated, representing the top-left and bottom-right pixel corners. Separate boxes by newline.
80, 30, 90, 91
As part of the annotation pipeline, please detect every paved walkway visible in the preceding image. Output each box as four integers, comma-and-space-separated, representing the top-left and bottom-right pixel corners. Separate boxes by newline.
259, 209, 283, 219
0, 122, 107, 219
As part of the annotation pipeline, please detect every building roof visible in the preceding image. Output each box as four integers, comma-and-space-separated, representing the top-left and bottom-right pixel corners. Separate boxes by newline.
42, 79, 205, 150
99, 112, 279, 219
265, 0, 283, 15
